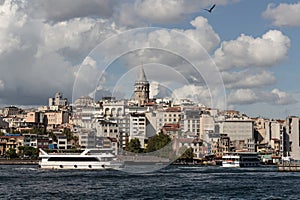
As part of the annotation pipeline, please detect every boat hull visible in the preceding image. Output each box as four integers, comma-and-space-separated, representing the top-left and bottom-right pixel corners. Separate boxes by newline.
39, 161, 124, 170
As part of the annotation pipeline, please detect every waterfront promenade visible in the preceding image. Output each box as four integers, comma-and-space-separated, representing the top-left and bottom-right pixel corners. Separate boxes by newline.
0, 159, 38, 165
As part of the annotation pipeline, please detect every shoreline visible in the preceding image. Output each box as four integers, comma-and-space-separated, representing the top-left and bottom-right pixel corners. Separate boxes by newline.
0, 159, 38, 165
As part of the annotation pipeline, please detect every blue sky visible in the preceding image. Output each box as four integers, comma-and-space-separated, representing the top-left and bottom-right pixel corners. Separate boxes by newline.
0, 0, 300, 119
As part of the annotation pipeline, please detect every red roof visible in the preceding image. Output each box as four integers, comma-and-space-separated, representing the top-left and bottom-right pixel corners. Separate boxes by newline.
166, 107, 181, 112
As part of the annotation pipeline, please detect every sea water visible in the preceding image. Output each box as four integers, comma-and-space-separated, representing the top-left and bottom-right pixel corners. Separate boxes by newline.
0, 165, 299, 199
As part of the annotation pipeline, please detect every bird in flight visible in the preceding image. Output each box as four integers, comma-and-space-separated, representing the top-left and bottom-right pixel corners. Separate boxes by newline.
204, 4, 216, 13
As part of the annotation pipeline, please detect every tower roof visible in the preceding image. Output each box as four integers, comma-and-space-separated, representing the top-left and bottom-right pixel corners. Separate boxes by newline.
138, 66, 147, 82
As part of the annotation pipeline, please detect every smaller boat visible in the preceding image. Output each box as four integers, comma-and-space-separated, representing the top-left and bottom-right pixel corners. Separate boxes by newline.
222, 152, 260, 167
39, 148, 124, 170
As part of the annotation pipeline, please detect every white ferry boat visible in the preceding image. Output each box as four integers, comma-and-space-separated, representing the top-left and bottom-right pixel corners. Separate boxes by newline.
222, 152, 260, 167
39, 148, 124, 170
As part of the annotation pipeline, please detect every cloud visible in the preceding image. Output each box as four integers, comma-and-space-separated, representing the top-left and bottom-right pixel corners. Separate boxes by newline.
25, 0, 240, 28
150, 81, 173, 99
222, 70, 276, 89
30, 0, 117, 22
0, 80, 4, 90
102, 16, 220, 75
115, 0, 239, 26
228, 88, 297, 105
0, 0, 294, 113
271, 89, 297, 105
0, 0, 124, 105
41, 17, 123, 65
171, 84, 211, 106
263, 2, 300, 27
181, 16, 220, 52
228, 89, 258, 105
134, 0, 186, 24
214, 30, 290, 70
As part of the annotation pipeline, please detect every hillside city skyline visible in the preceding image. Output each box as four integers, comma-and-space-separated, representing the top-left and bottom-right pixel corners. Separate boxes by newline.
1, 66, 300, 165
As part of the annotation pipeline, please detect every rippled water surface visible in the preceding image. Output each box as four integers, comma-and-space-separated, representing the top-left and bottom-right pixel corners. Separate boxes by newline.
0, 165, 299, 199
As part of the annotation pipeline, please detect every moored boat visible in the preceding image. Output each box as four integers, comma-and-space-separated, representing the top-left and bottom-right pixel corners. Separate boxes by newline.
39, 148, 124, 170
222, 152, 260, 167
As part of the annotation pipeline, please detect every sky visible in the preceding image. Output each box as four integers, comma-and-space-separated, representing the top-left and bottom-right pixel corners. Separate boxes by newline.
0, 0, 300, 119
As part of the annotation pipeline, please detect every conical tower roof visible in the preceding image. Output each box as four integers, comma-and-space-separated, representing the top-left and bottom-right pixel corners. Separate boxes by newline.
138, 66, 148, 82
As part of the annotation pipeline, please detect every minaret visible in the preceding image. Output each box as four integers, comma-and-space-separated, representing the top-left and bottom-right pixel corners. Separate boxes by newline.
134, 66, 149, 106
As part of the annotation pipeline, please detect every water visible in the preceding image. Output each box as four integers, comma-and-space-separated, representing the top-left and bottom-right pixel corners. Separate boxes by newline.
0, 165, 299, 199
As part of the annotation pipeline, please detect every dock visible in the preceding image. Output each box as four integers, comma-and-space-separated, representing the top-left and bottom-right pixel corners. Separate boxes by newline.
278, 162, 300, 172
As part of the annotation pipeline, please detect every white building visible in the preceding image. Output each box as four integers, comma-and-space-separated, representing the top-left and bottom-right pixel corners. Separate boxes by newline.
218, 118, 254, 151
286, 116, 300, 160
129, 113, 147, 148
49, 92, 68, 107
200, 114, 215, 140
146, 107, 181, 134
180, 109, 201, 136
102, 99, 126, 118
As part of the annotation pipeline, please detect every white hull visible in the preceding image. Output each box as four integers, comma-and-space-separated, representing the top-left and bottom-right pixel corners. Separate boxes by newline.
222, 152, 260, 168
222, 161, 240, 168
39, 161, 123, 170
39, 148, 124, 170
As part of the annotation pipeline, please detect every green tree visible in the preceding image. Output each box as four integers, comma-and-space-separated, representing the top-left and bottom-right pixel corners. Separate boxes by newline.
62, 128, 72, 140
18, 146, 39, 159
6, 148, 18, 159
177, 147, 194, 163
30, 127, 47, 135
126, 138, 142, 153
146, 133, 171, 153
49, 132, 57, 142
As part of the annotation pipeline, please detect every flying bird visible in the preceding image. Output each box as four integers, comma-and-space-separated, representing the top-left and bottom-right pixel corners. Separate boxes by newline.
204, 4, 216, 13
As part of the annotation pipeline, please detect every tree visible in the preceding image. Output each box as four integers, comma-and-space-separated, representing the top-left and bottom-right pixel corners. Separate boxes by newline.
146, 133, 171, 153
62, 128, 72, 141
31, 127, 46, 135
49, 132, 57, 142
18, 146, 39, 159
177, 147, 194, 163
6, 148, 18, 159
126, 138, 142, 153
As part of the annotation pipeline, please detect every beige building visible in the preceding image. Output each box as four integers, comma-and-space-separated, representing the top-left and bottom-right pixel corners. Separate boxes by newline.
0, 135, 24, 156
44, 111, 69, 129
200, 114, 215, 140
25, 111, 43, 124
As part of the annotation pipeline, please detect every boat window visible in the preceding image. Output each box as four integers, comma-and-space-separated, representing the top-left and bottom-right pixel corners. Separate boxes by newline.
48, 157, 99, 162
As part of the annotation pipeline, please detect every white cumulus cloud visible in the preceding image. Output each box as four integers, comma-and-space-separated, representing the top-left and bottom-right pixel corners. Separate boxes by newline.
263, 2, 300, 27
214, 30, 290, 70
171, 84, 211, 107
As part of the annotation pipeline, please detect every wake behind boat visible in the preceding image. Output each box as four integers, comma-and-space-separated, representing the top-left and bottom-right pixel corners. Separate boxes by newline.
39, 148, 124, 170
